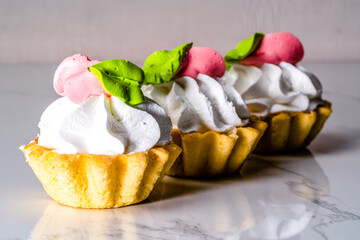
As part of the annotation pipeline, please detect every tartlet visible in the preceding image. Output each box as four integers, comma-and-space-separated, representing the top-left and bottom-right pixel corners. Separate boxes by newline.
251, 101, 331, 153
22, 139, 180, 208
168, 121, 267, 178
224, 32, 331, 153
142, 43, 267, 178
21, 54, 181, 208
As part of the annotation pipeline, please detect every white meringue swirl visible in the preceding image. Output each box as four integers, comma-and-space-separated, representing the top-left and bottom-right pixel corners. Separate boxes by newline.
143, 74, 250, 133
224, 62, 323, 117
38, 95, 172, 155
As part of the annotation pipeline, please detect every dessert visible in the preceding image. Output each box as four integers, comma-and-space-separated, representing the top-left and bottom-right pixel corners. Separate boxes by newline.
224, 32, 331, 153
142, 43, 267, 178
21, 54, 181, 208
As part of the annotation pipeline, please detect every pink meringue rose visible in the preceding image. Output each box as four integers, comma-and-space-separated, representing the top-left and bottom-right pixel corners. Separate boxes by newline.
241, 32, 304, 66
179, 47, 226, 78
53, 54, 109, 104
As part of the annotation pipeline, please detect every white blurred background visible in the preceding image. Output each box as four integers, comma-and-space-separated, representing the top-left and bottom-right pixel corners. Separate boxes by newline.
1, 0, 359, 64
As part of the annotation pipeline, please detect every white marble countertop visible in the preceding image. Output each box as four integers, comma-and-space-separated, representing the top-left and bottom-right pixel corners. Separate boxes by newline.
0, 62, 359, 240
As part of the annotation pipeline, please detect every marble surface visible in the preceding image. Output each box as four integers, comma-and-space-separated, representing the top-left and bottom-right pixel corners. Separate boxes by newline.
0, 62, 360, 240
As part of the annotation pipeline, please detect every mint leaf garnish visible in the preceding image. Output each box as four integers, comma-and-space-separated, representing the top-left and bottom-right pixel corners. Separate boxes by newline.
143, 42, 193, 85
224, 32, 264, 70
88, 59, 145, 105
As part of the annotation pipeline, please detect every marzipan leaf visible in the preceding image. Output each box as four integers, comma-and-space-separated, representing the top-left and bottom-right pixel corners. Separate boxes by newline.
143, 42, 193, 85
224, 32, 264, 70
88, 59, 145, 105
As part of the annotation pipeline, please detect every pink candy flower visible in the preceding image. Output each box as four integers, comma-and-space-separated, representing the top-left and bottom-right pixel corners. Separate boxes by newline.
179, 47, 226, 78
53, 54, 109, 104
241, 32, 304, 66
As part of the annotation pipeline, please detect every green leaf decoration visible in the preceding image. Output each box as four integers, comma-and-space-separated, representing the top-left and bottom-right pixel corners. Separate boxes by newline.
142, 42, 193, 85
224, 32, 264, 70
88, 59, 145, 105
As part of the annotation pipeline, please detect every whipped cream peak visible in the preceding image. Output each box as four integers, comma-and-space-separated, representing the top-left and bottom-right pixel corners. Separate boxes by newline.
225, 62, 322, 117
135, 97, 172, 145
144, 74, 249, 133
281, 62, 322, 98
38, 95, 172, 155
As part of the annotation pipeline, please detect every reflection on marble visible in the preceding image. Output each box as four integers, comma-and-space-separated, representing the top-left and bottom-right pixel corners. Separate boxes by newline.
239, 151, 328, 240
29, 150, 331, 240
